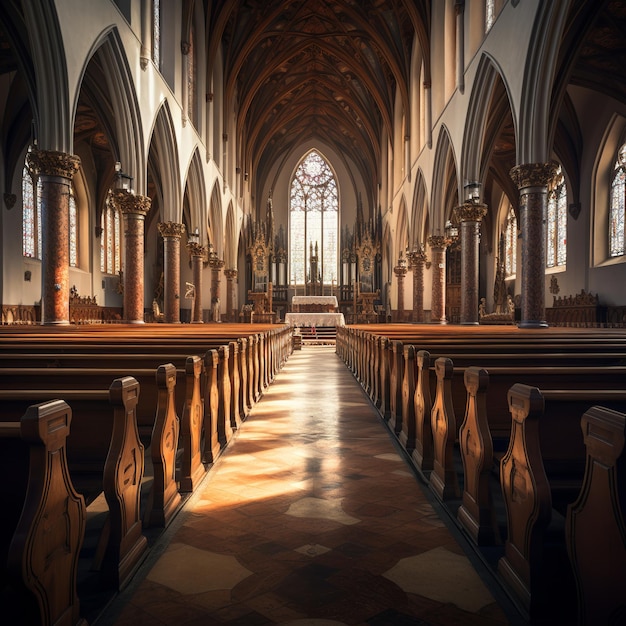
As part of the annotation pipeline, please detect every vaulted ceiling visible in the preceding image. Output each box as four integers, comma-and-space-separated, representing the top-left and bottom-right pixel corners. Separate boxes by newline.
206, 0, 431, 201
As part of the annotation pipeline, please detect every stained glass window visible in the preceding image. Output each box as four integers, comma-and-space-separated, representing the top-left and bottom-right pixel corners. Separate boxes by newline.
22, 165, 42, 259
101, 196, 122, 274
609, 143, 626, 257
153, 0, 161, 69
486, 0, 495, 33
546, 166, 567, 268
69, 186, 77, 267
504, 206, 517, 277
289, 151, 338, 285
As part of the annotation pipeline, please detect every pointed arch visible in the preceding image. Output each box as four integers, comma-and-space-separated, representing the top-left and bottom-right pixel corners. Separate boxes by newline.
410, 169, 430, 246
148, 100, 182, 222
289, 149, 339, 285
209, 181, 223, 257
183, 147, 207, 240
225, 202, 237, 268
431, 126, 459, 231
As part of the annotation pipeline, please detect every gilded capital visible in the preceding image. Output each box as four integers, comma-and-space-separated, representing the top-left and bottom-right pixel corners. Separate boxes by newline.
187, 241, 206, 257
26, 149, 80, 180
224, 268, 238, 280
109, 189, 151, 217
158, 221, 186, 239
454, 202, 487, 223
208, 256, 225, 269
510, 161, 560, 190
427, 235, 451, 250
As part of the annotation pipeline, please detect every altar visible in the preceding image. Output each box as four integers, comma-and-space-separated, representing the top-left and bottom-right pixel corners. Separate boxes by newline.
285, 312, 345, 327
291, 295, 338, 313
286, 295, 344, 327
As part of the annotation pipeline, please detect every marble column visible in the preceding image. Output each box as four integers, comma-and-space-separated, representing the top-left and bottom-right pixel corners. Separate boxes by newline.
111, 190, 151, 323
428, 235, 451, 324
408, 245, 429, 323
208, 254, 225, 322
393, 263, 408, 321
158, 222, 186, 323
454, 202, 487, 325
510, 161, 560, 328
187, 241, 206, 323
224, 268, 238, 322
26, 149, 80, 325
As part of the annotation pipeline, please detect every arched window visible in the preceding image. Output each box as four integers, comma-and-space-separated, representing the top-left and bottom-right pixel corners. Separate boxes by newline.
504, 206, 517, 278
69, 185, 78, 267
289, 151, 338, 285
152, 0, 161, 69
546, 166, 567, 268
101, 196, 122, 274
22, 165, 42, 259
485, 0, 495, 32
609, 143, 626, 257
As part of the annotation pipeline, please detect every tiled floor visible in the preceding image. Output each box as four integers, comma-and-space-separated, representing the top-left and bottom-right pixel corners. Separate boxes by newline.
96, 346, 524, 625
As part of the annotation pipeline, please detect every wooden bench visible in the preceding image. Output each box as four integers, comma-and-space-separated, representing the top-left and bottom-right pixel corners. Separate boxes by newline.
565, 405, 626, 625
0, 378, 148, 590
498, 385, 626, 622
0, 400, 86, 626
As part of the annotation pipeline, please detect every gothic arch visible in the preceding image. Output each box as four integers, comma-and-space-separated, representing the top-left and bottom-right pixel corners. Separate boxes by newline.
148, 100, 182, 223
410, 169, 429, 246
209, 181, 224, 257
225, 201, 238, 268
183, 147, 207, 240
431, 125, 459, 231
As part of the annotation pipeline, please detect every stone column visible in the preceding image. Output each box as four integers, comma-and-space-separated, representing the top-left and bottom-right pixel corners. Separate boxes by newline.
187, 241, 206, 323
393, 263, 408, 321
510, 162, 560, 328
26, 149, 80, 325
428, 235, 451, 324
454, 202, 487, 325
208, 255, 225, 322
158, 222, 186, 323
224, 268, 238, 322
407, 245, 429, 323
111, 190, 151, 323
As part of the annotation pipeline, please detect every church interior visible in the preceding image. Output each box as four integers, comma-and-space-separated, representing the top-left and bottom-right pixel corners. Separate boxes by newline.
1, 1, 626, 624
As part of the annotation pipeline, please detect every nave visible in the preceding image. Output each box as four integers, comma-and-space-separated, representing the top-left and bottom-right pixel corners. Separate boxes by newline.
97, 345, 522, 626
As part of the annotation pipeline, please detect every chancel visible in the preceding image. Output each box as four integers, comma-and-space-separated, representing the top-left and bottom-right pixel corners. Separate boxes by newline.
1, 2, 625, 625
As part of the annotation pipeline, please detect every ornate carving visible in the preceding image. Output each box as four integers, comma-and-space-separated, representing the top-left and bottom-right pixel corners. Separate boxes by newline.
509, 161, 560, 190
108, 189, 151, 217
186, 241, 206, 258
158, 221, 186, 239
224, 268, 238, 280
26, 149, 81, 180
454, 201, 487, 223
427, 234, 452, 249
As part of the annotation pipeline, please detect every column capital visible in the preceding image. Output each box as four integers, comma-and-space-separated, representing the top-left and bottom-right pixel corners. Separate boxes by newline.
109, 189, 151, 217
454, 201, 487, 223
224, 268, 238, 280
510, 161, 560, 190
427, 235, 452, 250
26, 149, 80, 180
208, 256, 225, 270
393, 265, 408, 278
186, 241, 206, 258
158, 221, 186, 239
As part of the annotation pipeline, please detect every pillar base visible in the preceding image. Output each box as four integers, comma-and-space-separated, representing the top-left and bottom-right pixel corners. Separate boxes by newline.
518, 320, 548, 329
42, 320, 70, 326
127, 320, 146, 324
461, 321, 479, 326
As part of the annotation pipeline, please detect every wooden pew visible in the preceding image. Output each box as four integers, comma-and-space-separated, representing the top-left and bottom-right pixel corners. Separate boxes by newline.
429, 357, 460, 502
179, 355, 206, 493
143, 363, 182, 528
565, 405, 626, 626
498, 385, 626, 623
0, 378, 148, 590
0, 400, 86, 626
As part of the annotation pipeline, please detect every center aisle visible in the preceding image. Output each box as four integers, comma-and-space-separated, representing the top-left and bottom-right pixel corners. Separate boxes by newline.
99, 345, 521, 626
